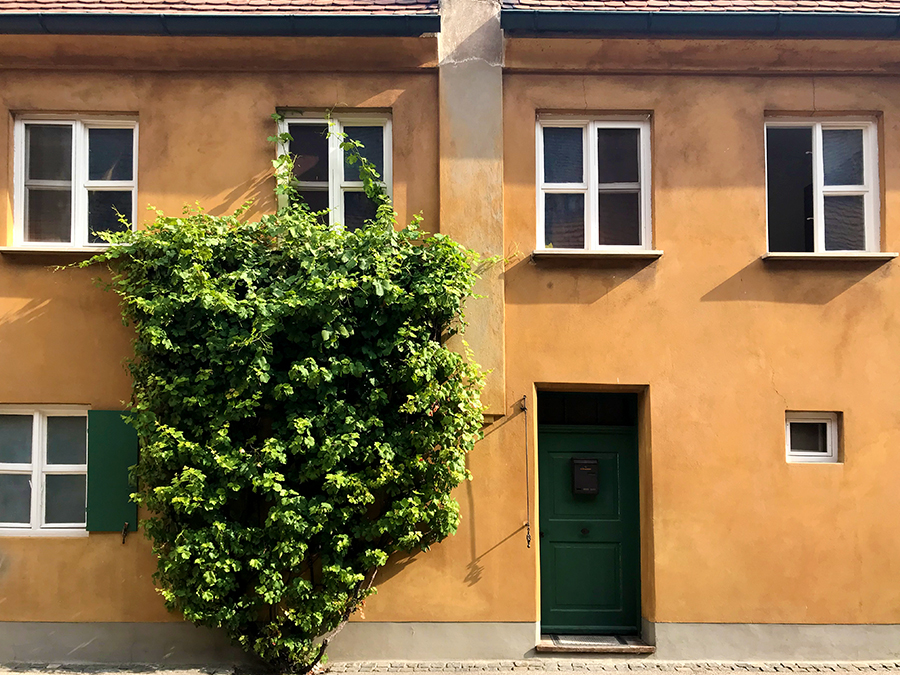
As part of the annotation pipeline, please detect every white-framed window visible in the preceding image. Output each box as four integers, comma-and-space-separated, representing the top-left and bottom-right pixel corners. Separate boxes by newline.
0, 407, 88, 535
765, 119, 879, 253
536, 116, 652, 251
277, 113, 392, 230
785, 411, 840, 464
13, 116, 138, 248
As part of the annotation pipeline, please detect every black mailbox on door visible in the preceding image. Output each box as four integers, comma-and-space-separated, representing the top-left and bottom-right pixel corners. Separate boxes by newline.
572, 458, 599, 495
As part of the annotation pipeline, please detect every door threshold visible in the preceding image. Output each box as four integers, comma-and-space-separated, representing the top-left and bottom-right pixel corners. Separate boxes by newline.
536, 634, 655, 654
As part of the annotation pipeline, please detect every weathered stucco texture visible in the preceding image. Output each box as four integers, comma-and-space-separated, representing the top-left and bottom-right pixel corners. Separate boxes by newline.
504, 38, 900, 625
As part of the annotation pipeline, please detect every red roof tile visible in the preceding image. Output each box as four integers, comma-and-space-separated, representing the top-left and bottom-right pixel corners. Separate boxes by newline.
0, 0, 437, 14
502, 0, 900, 11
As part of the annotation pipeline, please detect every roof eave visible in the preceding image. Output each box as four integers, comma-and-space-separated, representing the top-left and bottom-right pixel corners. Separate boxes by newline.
500, 10, 900, 38
0, 12, 440, 36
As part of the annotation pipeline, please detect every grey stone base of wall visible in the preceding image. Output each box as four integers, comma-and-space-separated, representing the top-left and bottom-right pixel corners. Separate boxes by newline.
327, 622, 540, 661
5, 621, 900, 665
649, 622, 900, 661
0, 622, 258, 667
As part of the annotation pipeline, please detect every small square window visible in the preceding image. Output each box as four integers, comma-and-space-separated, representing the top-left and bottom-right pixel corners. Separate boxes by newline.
14, 117, 137, 248
278, 113, 391, 230
766, 119, 879, 254
537, 117, 652, 251
785, 411, 839, 463
0, 407, 88, 532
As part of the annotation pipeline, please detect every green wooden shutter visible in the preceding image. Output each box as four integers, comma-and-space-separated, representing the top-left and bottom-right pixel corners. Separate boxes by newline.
86, 410, 138, 533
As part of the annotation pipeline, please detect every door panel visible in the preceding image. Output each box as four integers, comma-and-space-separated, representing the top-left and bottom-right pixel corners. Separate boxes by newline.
539, 426, 640, 634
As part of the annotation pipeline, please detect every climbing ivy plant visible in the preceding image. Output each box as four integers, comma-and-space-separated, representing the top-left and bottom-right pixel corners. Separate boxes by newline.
86, 121, 486, 672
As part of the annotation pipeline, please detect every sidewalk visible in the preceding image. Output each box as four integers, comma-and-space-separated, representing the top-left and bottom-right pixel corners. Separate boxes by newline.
5, 662, 900, 675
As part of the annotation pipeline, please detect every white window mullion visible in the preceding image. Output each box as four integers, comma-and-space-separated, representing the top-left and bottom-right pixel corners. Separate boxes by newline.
864, 124, 879, 252
330, 122, 343, 228
31, 412, 42, 532
586, 122, 598, 251
73, 121, 87, 248
640, 124, 652, 249
812, 123, 826, 253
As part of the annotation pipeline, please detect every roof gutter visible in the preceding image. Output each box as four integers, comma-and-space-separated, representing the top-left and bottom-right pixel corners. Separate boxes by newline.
500, 10, 900, 38
0, 12, 440, 36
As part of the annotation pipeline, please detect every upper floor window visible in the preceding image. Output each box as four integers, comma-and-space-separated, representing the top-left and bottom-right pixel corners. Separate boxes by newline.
0, 408, 87, 533
278, 113, 392, 230
14, 117, 137, 248
537, 117, 651, 251
766, 119, 879, 254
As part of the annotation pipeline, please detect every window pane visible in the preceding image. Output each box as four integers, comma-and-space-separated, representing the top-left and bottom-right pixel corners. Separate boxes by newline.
289, 124, 329, 183
344, 126, 385, 181
597, 128, 639, 184
0, 415, 32, 464
89, 128, 134, 181
299, 190, 330, 224
27, 124, 72, 181
544, 193, 585, 248
343, 191, 378, 231
0, 474, 31, 524
88, 190, 132, 243
824, 196, 866, 251
47, 417, 86, 465
543, 127, 583, 184
823, 129, 864, 186
766, 127, 814, 252
26, 188, 71, 242
45, 474, 86, 524
790, 422, 827, 453
598, 192, 641, 246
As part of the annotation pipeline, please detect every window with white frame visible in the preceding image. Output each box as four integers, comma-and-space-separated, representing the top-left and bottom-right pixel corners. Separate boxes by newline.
14, 118, 137, 248
278, 114, 392, 230
0, 408, 88, 532
766, 120, 879, 253
785, 411, 839, 464
537, 117, 651, 251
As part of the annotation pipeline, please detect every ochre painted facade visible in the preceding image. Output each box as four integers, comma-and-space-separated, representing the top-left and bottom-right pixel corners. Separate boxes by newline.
2, 33, 900, 641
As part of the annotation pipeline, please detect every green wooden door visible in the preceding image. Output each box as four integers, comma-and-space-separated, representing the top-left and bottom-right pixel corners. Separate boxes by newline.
539, 426, 640, 634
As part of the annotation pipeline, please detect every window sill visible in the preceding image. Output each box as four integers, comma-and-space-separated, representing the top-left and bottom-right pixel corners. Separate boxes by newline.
0, 246, 109, 257
763, 252, 898, 262
532, 249, 663, 263
0, 528, 88, 537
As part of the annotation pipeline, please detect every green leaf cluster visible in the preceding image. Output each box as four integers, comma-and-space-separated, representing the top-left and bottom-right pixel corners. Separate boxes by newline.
88, 133, 485, 672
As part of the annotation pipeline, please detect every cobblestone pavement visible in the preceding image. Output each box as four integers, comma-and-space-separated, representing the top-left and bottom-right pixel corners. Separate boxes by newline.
5, 662, 900, 675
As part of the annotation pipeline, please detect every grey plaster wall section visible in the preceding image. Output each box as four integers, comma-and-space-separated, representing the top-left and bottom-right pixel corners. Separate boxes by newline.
650, 622, 900, 661
327, 622, 539, 661
437, 0, 506, 416
0, 622, 257, 666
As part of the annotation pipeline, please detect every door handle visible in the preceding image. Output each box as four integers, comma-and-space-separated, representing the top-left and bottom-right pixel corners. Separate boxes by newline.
581, 528, 589, 535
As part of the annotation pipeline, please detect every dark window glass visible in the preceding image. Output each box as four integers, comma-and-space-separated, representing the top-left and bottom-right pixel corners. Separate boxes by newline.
27, 124, 72, 182
598, 191, 641, 246
543, 127, 583, 184
0, 474, 31, 524
343, 191, 378, 231
824, 196, 866, 251
544, 193, 584, 248
823, 129, 863, 186
89, 128, 133, 181
344, 126, 384, 181
597, 128, 639, 184
44, 474, 86, 524
88, 191, 132, 243
299, 190, 330, 224
289, 124, 329, 183
26, 188, 71, 242
47, 417, 86, 465
767, 127, 814, 252
0, 415, 32, 464
537, 392, 638, 427
790, 422, 827, 453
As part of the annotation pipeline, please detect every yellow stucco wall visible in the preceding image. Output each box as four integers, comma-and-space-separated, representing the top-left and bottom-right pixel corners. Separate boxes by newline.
503, 38, 900, 625
3, 34, 900, 630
